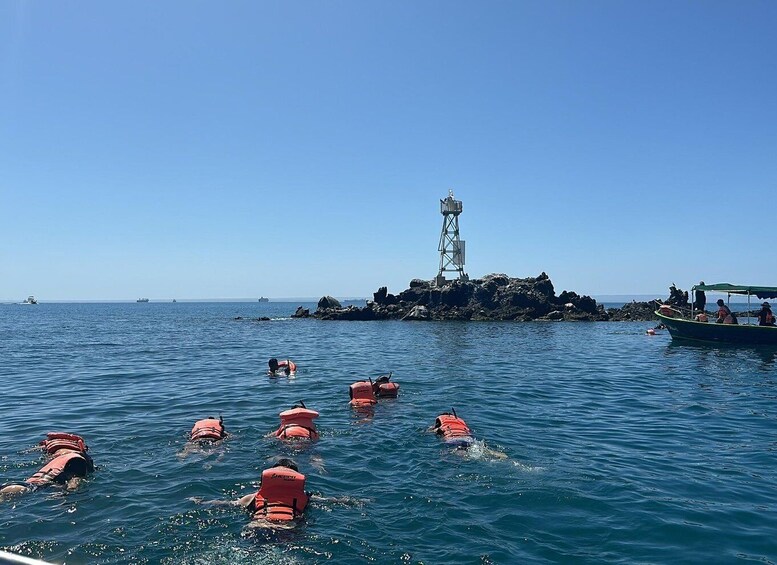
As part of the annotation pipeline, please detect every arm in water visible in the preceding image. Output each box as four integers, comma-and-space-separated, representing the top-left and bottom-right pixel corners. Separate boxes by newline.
189, 493, 255, 507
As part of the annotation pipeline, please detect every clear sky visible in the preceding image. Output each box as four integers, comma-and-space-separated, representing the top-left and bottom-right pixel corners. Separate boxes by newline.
2, 1, 775, 301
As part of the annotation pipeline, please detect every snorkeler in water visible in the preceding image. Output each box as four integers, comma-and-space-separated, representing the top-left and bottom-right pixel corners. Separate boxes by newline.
190, 458, 362, 529
190, 416, 227, 443
430, 409, 508, 460
268, 358, 297, 376
1, 442, 95, 499
178, 416, 228, 459
271, 401, 319, 441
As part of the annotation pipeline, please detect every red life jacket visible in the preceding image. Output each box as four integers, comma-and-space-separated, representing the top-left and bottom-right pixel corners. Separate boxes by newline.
275, 407, 319, 440
349, 381, 377, 406
766, 311, 775, 325
436, 414, 472, 440
251, 466, 309, 522
190, 418, 225, 442
658, 305, 677, 317
373, 381, 400, 398
40, 432, 87, 455
26, 451, 89, 486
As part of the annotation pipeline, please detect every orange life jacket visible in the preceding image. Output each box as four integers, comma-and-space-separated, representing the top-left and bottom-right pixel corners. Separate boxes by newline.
26, 451, 89, 486
349, 381, 377, 406
658, 305, 677, 317
373, 381, 400, 398
275, 407, 319, 440
190, 418, 225, 442
436, 414, 472, 440
40, 432, 87, 455
251, 466, 309, 522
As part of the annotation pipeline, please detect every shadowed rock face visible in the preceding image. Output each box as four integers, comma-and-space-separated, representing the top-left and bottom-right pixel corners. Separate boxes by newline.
317, 296, 341, 309
312, 273, 627, 322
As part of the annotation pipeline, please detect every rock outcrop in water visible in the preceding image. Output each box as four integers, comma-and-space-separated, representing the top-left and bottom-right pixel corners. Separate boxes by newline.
603, 283, 696, 321
293, 275, 691, 322
287, 274, 690, 322
604, 300, 662, 321
309, 273, 615, 321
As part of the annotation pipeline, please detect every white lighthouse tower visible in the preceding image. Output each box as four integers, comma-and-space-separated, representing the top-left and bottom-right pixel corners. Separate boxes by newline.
436, 190, 468, 286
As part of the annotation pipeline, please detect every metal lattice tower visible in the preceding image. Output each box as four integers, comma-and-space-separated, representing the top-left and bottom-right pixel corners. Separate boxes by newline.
436, 190, 467, 286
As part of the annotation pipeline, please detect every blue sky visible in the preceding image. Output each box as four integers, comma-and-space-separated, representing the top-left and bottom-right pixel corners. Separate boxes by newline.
2, 1, 775, 301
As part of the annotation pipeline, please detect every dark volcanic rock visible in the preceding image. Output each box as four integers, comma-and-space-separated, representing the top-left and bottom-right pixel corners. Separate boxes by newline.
605, 284, 694, 321
317, 296, 341, 309
607, 300, 661, 321
309, 277, 684, 322
291, 306, 310, 318
313, 273, 609, 321
373, 286, 399, 306
666, 284, 689, 307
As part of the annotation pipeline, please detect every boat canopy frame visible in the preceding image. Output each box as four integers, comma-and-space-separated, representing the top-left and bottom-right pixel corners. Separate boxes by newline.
692, 283, 777, 325
692, 283, 777, 299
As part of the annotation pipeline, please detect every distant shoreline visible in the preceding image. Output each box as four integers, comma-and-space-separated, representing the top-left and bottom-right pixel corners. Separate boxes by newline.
0, 298, 367, 304
0, 294, 760, 305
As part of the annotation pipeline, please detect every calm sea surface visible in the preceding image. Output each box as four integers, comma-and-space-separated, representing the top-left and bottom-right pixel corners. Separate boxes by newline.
1, 302, 776, 564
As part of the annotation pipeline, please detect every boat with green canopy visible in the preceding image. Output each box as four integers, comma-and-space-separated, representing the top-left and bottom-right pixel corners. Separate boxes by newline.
654, 283, 777, 345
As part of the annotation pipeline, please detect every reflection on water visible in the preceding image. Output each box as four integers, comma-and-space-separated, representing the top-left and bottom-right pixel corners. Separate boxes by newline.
667, 339, 777, 368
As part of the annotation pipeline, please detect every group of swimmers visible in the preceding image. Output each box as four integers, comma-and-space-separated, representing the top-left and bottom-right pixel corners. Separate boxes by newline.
693, 299, 775, 326
2, 357, 506, 529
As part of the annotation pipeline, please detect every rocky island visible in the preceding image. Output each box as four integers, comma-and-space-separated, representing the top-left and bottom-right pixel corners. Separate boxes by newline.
292, 273, 675, 322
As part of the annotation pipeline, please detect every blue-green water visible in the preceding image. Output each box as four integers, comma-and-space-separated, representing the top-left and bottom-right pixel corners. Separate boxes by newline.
1, 302, 776, 564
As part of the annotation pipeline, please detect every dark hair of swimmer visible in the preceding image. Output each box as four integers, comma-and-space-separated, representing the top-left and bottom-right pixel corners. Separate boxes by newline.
268, 358, 279, 371
274, 458, 299, 472
57, 453, 95, 484
292, 400, 306, 409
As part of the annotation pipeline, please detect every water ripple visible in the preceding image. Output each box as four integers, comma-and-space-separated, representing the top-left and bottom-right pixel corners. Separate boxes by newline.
1, 304, 777, 563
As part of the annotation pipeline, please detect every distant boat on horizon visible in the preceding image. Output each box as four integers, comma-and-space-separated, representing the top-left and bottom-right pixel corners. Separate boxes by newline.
172, 299, 177, 303
258, 297, 269, 302
137, 298, 149, 303
21, 295, 38, 305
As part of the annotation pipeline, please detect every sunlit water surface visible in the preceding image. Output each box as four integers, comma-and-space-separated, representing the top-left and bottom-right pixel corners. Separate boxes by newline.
1, 302, 776, 564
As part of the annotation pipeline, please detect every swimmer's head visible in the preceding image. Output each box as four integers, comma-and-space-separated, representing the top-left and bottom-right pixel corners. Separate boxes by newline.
268, 358, 279, 372
447, 437, 475, 449
59, 453, 94, 483
274, 458, 299, 472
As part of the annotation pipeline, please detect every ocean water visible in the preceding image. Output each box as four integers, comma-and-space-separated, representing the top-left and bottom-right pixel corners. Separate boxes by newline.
1, 302, 776, 564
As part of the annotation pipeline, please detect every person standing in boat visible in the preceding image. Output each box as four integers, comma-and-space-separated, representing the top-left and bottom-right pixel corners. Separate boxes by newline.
715, 299, 737, 324
755, 302, 776, 326
694, 282, 707, 312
